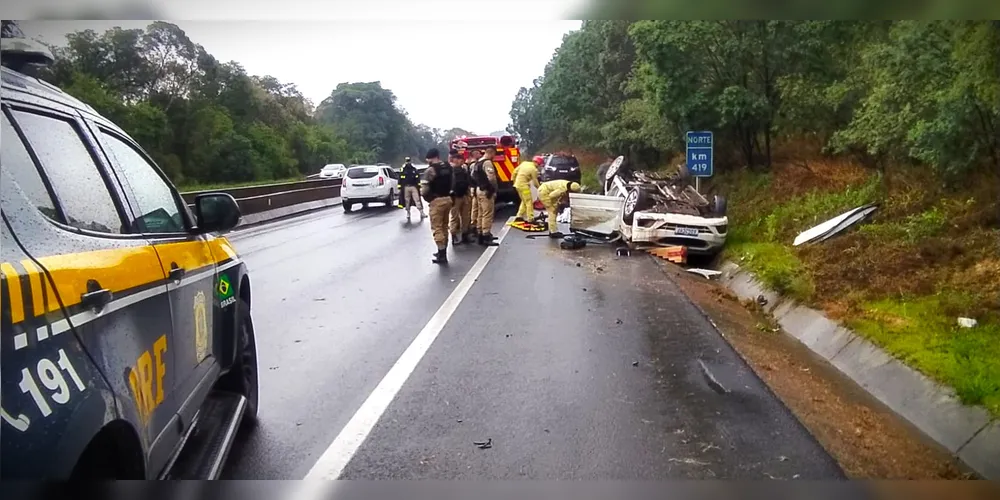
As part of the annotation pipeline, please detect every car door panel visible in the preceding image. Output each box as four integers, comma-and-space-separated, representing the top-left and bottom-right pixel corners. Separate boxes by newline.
0, 216, 116, 479
89, 123, 220, 432
1, 103, 181, 477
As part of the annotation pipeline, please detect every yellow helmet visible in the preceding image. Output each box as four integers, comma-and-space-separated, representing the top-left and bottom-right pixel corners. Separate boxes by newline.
569, 182, 581, 192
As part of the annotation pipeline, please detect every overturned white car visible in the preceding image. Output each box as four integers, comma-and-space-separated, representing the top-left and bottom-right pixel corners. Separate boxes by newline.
568, 157, 729, 255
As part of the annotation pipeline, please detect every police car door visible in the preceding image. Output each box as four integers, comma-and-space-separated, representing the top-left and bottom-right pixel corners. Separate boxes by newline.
1, 104, 179, 476
89, 123, 220, 438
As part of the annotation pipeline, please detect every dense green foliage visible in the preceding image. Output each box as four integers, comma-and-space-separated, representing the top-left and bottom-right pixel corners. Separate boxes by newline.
508, 21, 1000, 177
26, 22, 461, 187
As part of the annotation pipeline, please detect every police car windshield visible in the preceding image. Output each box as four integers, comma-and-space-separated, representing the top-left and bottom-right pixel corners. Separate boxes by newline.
347, 166, 379, 179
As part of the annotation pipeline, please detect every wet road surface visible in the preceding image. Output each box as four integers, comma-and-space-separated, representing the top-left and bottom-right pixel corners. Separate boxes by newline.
220, 203, 843, 479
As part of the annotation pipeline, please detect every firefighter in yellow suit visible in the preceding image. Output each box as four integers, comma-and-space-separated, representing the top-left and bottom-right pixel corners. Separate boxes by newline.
537, 179, 581, 238
512, 157, 540, 222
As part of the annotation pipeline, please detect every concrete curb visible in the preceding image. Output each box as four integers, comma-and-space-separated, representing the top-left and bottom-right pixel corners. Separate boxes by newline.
718, 261, 999, 480
236, 197, 342, 228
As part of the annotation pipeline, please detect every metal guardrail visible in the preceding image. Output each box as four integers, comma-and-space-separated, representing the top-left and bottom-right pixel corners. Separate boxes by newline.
181, 178, 342, 216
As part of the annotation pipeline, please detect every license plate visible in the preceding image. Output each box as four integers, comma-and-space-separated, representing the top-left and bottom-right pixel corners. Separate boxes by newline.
675, 227, 700, 236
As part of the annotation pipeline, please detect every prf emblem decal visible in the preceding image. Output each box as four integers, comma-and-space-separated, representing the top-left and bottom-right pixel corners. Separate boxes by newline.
194, 291, 209, 362
218, 274, 236, 308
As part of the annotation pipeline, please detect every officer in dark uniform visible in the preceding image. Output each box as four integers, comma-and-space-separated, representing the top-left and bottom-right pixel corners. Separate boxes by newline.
399, 157, 424, 220
420, 148, 455, 264
449, 149, 474, 244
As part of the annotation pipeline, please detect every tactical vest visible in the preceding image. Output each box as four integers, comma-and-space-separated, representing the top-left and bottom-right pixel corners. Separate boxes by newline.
452, 165, 471, 196
429, 162, 453, 198
471, 158, 492, 192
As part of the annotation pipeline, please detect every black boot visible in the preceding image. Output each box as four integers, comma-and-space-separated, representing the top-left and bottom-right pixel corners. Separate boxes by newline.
462, 231, 475, 244
480, 233, 499, 247
432, 249, 448, 264
452, 234, 461, 246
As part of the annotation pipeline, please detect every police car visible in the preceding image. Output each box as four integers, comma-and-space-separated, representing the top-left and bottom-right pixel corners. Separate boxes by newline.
1, 30, 259, 479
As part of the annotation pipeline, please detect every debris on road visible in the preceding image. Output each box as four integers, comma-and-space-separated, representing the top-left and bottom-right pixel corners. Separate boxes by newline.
632, 361, 639, 367
698, 359, 729, 394
474, 438, 493, 449
616, 318, 623, 325
793, 203, 878, 246
687, 268, 722, 280
756, 295, 768, 307
668, 457, 710, 467
556, 207, 572, 224
616, 248, 631, 257
560, 234, 587, 250
957, 317, 978, 328
647, 246, 688, 264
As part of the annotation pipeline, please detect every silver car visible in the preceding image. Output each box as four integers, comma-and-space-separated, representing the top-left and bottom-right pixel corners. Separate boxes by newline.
319, 163, 346, 179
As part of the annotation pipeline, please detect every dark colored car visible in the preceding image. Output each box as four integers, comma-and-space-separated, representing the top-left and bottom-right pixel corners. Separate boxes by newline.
541, 154, 582, 184
1, 36, 258, 479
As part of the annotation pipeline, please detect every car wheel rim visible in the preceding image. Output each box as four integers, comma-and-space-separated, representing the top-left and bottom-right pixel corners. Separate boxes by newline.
625, 190, 638, 214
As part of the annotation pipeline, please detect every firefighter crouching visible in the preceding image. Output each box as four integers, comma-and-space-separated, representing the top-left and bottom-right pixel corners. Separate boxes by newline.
472, 147, 500, 247
467, 149, 483, 237
449, 150, 474, 245
537, 179, 581, 238
421, 148, 455, 264
400, 157, 425, 220
513, 156, 542, 222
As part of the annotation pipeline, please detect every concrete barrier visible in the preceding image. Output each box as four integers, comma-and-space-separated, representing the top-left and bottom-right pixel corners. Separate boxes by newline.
182, 179, 343, 226
718, 261, 1000, 479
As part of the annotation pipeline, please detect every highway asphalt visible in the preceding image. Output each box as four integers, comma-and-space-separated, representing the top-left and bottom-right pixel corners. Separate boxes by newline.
219, 202, 844, 480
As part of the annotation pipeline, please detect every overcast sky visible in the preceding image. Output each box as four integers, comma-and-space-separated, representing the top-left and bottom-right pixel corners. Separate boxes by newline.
17, 11, 583, 134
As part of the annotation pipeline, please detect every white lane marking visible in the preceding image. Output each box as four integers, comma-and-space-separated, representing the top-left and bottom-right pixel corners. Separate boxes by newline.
304, 216, 514, 480
13, 333, 28, 350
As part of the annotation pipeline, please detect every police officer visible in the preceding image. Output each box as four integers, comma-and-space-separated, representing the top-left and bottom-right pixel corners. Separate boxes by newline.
420, 148, 455, 264
448, 150, 474, 245
471, 147, 499, 246
400, 156, 424, 220
466, 149, 483, 237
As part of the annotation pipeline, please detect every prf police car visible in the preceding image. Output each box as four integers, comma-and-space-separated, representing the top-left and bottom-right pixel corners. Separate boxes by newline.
1, 30, 259, 479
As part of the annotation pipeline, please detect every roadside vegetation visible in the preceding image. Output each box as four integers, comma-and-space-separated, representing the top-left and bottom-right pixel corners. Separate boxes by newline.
507, 21, 1000, 416
21, 21, 472, 187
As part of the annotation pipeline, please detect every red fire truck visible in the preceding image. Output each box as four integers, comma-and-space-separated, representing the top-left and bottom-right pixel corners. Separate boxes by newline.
450, 134, 521, 204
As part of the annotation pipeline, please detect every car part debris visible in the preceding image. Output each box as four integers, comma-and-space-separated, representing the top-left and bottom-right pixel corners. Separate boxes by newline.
560, 235, 587, 250
556, 207, 571, 224
647, 246, 687, 264
474, 438, 493, 449
793, 203, 878, 246
687, 268, 722, 279
698, 359, 729, 394
957, 317, 978, 328
756, 295, 768, 306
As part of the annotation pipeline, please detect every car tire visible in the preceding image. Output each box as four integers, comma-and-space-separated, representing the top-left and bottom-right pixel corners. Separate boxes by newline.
712, 195, 728, 217
386, 190, 395, 208
344, 201, 352, 213
622, 187, 654, 225
217, 296, 258, 427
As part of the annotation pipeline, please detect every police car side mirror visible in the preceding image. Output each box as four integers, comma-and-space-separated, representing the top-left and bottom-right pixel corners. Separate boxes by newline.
193, 193, 241, 234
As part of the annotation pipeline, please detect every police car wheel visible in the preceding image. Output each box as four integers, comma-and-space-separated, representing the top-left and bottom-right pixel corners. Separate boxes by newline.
218, 297, 259, 426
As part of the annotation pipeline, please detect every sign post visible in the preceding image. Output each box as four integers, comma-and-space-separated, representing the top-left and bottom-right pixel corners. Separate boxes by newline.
685, 131, 714, 193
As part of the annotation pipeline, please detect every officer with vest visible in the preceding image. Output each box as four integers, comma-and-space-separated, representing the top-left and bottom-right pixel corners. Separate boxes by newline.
420, 148, 455, 264
471, 147, 500, 246
400, 157, 424, 220
512, 156, 541, 222
448, 150, 474, 245
466, 149, 483, 236
537, 179, 581, 238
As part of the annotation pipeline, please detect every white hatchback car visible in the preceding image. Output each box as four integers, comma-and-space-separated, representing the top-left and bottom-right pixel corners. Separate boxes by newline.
341, 165, 399, 213
319, 163, 346, 179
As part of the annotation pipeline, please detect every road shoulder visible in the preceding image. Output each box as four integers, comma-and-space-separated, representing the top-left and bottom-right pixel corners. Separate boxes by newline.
654, 258, 974, 479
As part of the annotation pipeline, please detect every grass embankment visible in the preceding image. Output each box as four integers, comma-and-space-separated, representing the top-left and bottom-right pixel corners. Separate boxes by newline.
178, 175, 307, 193
712, 151, 1000, 417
